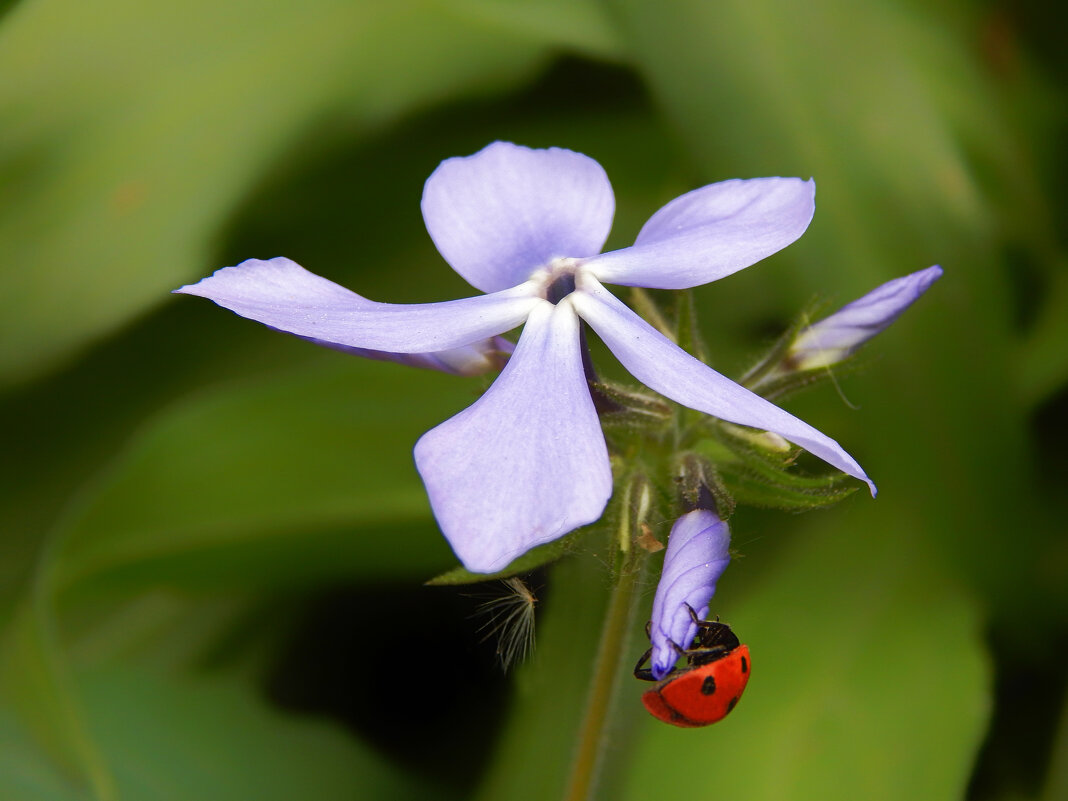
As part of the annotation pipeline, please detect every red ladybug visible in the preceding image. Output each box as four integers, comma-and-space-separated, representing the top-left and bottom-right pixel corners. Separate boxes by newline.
634, 610, 750, 728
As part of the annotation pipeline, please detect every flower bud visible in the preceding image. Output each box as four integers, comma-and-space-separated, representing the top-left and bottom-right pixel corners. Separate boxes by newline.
787, 265, 943, 371
648, 509, 731, 679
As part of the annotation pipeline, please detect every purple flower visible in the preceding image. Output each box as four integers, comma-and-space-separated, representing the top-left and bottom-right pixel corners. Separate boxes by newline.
303, 327, 514, 377
788, 265, 943, 370
648, 509, 731, 680
176, 142, 873, 573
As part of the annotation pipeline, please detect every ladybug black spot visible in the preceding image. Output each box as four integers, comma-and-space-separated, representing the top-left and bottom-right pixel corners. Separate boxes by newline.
727, 696, 739, 712
701, 675, 717, 695
741, 655, 748, 674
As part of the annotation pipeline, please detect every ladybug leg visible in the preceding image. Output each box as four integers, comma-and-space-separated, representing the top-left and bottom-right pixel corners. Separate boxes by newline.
684, 603, 719, 629
633, 647, 657, 682
682, 605, 741, 653
635, 638, 688, 679
634, 639, 687, 681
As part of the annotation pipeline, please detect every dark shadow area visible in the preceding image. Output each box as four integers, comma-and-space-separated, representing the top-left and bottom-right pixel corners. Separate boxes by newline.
265, 581, 518, 792
968, 378, 1068, 799
966, 624, 1068, 800
1031, 379, 1068, 490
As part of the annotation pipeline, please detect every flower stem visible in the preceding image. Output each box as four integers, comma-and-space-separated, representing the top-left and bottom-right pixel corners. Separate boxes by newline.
562, 560, 645, 801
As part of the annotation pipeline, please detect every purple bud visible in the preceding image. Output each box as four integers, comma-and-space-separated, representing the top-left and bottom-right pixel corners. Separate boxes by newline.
789, 265, 943, 370
648, 509, 731, 680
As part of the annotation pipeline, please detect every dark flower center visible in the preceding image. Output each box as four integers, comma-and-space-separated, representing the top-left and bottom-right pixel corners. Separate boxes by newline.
545, 272, 577, 304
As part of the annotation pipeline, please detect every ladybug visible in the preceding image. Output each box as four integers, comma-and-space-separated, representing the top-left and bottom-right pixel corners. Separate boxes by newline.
634, 608, 751, 728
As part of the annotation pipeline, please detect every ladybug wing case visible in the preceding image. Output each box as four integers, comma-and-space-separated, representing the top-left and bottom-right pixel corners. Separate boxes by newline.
643, 645, 751, 727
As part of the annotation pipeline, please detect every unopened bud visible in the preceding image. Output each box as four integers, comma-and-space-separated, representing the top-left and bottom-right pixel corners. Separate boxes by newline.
787, 265, 943, 371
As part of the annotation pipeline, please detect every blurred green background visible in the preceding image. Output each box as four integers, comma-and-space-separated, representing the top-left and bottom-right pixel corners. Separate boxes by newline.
1, 0, 1065, 799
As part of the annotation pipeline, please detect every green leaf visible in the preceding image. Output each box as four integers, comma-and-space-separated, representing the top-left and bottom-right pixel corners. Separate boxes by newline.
607, 0, 1007, 272
49, 361, 476, 596
3, 356, 473, 795
0, 706, 88, 801
0, 0, 549, 387
0, 665, 435, 801
444, 0, 623, 59
0, 598, 114, 801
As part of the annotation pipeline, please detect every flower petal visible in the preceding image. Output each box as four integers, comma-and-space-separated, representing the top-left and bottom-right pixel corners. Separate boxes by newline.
422, 142, 615, 294
572, 275, 875, 494
649, 510, 731, 679
789, 265, 943, 370
414, 299, 613, 573
585, 177, 814, 289
309, 335, 514, 377
174, 257, 539, 354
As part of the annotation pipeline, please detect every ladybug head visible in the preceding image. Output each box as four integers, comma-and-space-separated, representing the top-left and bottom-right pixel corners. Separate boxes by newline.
691, 620, 740, 653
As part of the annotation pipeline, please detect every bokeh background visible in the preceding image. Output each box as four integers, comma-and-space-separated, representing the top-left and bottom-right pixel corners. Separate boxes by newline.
1, 1, 1066, 799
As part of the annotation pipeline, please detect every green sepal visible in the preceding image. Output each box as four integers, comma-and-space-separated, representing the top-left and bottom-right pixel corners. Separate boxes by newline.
590, 381, 672, 430
711, 420, 802, 468
674, 289, 710, 364
674, 452, 736, 519
628, 287, 675, 340
708, 450, 858, 511
739, 299, 874, 402
691, 431, 859, 511
748, 356, 867, 402
737, 321, 799, 394
718, 464, 858, 510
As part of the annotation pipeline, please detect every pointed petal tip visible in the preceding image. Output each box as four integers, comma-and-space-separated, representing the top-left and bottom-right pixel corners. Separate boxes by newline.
901, 264, 943, 294
172, 257, 294, 295
172, 275, 217, 296
840, 461, 876, 498
921, 264, 944, 284
171, 279, 208, 297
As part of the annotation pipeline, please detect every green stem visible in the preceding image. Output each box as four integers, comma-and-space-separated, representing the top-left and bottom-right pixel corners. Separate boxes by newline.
562, 562, 644, 801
